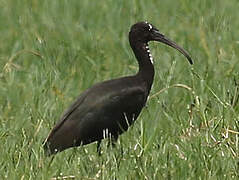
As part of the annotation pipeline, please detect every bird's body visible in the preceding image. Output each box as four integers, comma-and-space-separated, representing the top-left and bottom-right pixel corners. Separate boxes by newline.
44, 22, 192, 155
46, 75, 150, 153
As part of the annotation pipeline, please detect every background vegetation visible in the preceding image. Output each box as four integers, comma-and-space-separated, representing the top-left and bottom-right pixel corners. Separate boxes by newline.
0, 0, 239, 179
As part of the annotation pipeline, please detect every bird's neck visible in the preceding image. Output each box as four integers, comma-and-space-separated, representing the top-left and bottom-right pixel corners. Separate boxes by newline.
130, 41, 155, 90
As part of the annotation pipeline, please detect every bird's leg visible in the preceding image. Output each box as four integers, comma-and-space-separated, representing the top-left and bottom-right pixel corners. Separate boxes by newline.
97, 140, 102, 156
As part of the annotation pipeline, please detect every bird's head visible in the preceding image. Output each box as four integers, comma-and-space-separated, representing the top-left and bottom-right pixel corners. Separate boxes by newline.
129, 21, 193, 64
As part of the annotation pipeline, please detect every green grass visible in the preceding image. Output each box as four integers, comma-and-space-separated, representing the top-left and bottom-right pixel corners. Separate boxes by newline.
1, 0, 239, 179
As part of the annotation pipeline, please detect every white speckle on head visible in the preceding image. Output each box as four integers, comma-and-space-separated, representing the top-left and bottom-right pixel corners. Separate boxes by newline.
145, 21, 153, 31
148, 24, 153, 31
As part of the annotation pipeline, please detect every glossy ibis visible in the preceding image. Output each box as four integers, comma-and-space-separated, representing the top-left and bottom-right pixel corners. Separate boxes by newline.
43, 21, 193, 155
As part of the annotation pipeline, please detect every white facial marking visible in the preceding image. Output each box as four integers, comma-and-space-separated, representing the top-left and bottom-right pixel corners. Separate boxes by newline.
145, 21, 153, 31
148, 23, 153, 31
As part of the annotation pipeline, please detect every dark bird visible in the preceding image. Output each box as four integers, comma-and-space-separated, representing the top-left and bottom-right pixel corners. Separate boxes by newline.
43, 21, 193, 155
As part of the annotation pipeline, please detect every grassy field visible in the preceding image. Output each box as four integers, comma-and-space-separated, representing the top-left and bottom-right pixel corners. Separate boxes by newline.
1, 0, 239, 179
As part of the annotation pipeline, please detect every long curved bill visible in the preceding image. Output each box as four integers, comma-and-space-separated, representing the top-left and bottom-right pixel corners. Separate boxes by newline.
152, 29, 193, 65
